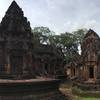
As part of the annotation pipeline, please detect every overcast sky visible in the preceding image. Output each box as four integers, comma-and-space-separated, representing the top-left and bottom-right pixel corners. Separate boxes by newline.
0, 0, 100, 35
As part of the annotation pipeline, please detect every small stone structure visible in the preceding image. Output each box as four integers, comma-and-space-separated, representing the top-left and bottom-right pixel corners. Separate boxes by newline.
65, 54, 80, 80
68, 29, 100, 91
80, 29, 100, 82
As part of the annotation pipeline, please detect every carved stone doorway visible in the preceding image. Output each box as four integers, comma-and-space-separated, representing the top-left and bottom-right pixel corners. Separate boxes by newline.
89, 66, 94, 79
10, 55, 23, 75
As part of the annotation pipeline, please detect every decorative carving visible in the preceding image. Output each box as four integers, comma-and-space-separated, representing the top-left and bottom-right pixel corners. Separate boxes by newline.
0, 1, 64, 79
0, 1, 32, 39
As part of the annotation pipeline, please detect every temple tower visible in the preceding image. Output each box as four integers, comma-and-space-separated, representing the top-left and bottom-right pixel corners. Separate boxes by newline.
0, 1, 64, 79
81, 29, 100, 82
0, 1, 34, 78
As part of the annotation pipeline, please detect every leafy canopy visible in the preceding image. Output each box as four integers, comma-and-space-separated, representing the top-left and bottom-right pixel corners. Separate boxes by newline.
32, 26, 87, 64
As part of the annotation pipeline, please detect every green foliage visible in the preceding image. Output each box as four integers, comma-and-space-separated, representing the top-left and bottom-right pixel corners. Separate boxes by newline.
72, 86, 100, 98
53, 32, 78, 63
32, 26, 55, 44
52, 28, 87, 64
73, 29, 87, 44
32, 26, 87, 64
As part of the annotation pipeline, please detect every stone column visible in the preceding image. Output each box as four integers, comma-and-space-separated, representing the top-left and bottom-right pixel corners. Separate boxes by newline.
23, 54, 27, 74
83, 65, 86, 80
28, 51, 33, 75
85, 66, 88, 81
42, 63, 44, 75
94, 64, 97, 81
6, 54, 10, 74
53, 61, 56, 75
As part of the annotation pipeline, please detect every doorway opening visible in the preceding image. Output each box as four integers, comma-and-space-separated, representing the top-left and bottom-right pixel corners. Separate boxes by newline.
10, 55, 23, 75
89, 66, 94, 78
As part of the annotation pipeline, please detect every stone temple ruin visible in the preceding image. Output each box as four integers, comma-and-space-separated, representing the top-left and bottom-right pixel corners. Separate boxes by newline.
0, 1, 67, 100
0, 1, 64, 79
67, 29, 100, 91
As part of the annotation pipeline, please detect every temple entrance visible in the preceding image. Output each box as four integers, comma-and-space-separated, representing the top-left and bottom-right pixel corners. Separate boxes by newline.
71, 68, 75, 77
10, 55, 23, 75
44, 63, 48, 74
73, 68, 75, 76
89, 66, 94, 78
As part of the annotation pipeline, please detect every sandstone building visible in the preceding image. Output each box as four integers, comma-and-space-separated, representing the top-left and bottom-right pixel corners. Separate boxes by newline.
0, 1, 64, 79
67, 29, 100, 90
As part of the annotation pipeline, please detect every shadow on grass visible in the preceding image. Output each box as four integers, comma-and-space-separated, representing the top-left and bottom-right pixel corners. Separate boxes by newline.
72, 86, 100, 98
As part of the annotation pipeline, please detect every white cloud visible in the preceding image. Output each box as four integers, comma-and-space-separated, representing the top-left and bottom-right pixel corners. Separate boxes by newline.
0, 0, 100, 35
84, 20, 97, 29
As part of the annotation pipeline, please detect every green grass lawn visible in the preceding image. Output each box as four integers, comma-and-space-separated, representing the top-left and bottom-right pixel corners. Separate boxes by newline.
75, 96, 100, 100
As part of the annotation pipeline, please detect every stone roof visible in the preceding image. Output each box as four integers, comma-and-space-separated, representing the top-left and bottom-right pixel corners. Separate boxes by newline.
81, 29, 100, 62
33, 44, 64, 59
0, 1, 64, 61
0, 1, 32, 39
84, 29, 99, 39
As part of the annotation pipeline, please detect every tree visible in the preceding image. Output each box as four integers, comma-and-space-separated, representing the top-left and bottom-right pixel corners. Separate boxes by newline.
32, 26, 55, 44
73, 28, 87, 45
32, 26, 87, 64
53, 32, 78, 63
52, 28, 87, 64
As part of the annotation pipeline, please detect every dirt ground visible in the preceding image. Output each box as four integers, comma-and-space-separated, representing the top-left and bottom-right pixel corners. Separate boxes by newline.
59, 79, 74, 100
59, 80, 100, 100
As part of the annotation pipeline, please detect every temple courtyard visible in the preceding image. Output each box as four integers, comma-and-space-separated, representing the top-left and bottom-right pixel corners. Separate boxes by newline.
59, 80, 100, 100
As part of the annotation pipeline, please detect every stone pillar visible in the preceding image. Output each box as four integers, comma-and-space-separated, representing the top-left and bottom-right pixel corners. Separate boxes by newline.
23, 54, 27, 74
28, 51, 33, 75
6, 54, 10, 74
86, 66, 89, 81
42, 62, 45, 75
83, 65, 86, 80
53, 61, 56, 75
94, 64, 97, 81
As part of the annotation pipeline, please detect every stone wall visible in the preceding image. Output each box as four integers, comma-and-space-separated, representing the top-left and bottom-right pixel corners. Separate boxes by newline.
0, 90, 68, 100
